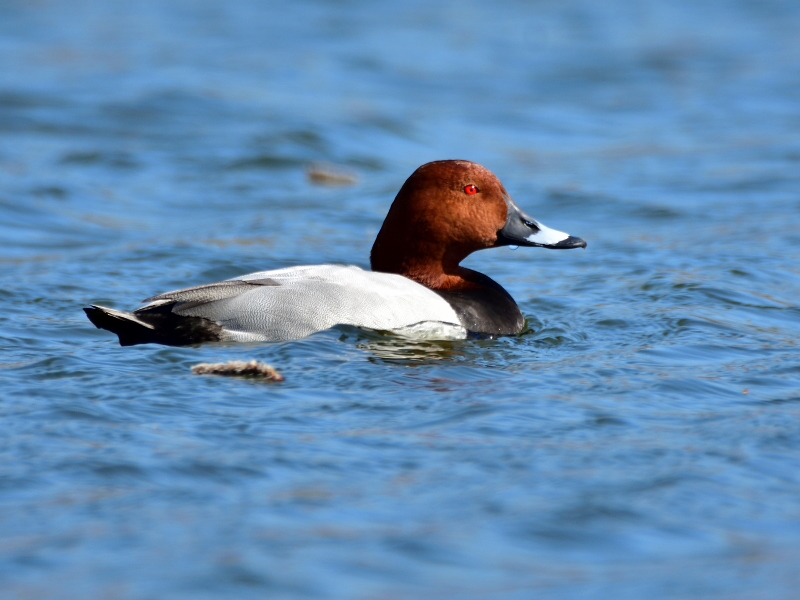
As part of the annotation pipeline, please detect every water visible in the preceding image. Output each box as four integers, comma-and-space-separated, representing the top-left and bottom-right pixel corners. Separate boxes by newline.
2, 0, 800, 597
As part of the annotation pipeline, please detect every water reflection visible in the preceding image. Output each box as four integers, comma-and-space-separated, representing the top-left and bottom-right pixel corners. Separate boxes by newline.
334, 325, 469, 364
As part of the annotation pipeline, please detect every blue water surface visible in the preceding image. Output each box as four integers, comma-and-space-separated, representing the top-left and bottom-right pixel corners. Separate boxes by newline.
2, 0, 800, 598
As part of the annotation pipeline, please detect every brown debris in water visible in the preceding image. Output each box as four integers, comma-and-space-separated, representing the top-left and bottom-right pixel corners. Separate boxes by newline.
306, 163, 357, 185
191, 360, 284, 382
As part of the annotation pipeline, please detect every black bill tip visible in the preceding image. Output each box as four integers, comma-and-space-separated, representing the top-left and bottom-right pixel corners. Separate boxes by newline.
549, 236, 587, 249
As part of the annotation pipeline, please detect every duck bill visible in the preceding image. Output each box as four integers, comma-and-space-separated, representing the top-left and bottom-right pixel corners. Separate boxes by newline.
495, 195, 586, 249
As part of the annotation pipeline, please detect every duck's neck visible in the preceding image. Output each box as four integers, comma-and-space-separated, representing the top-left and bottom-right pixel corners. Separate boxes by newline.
371, 246, 478, 291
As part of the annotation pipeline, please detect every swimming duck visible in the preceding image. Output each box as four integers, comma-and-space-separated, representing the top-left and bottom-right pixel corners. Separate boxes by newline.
84, 160, 586, 345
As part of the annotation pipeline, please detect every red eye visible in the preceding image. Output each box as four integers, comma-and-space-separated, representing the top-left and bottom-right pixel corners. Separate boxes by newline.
464, 184, 478, 195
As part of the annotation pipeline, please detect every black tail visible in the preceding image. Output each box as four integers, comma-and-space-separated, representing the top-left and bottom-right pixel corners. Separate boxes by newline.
84, 305, 162, 346
83, 304, 224, 347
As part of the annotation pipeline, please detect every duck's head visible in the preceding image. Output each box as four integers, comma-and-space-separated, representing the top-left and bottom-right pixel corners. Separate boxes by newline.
370, 160, 586, 288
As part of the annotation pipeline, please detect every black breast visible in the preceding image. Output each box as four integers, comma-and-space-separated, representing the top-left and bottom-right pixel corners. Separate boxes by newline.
433, 272, 524, 337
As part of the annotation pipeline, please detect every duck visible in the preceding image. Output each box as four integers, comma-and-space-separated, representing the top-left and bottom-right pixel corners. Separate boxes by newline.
84, 160, 586, 346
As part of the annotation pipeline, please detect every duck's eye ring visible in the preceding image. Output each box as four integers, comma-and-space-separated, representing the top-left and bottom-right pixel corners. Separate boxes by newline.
464, 184, 478, 195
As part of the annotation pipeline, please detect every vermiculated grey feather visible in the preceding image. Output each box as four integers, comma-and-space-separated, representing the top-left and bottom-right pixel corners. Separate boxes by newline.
129, 265, 465, 342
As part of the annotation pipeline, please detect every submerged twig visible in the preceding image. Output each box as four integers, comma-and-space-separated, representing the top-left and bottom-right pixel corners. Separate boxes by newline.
191, 360, 284, 381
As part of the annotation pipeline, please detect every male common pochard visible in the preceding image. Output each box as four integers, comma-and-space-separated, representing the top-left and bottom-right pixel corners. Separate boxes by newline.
84, 160, 586, 346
